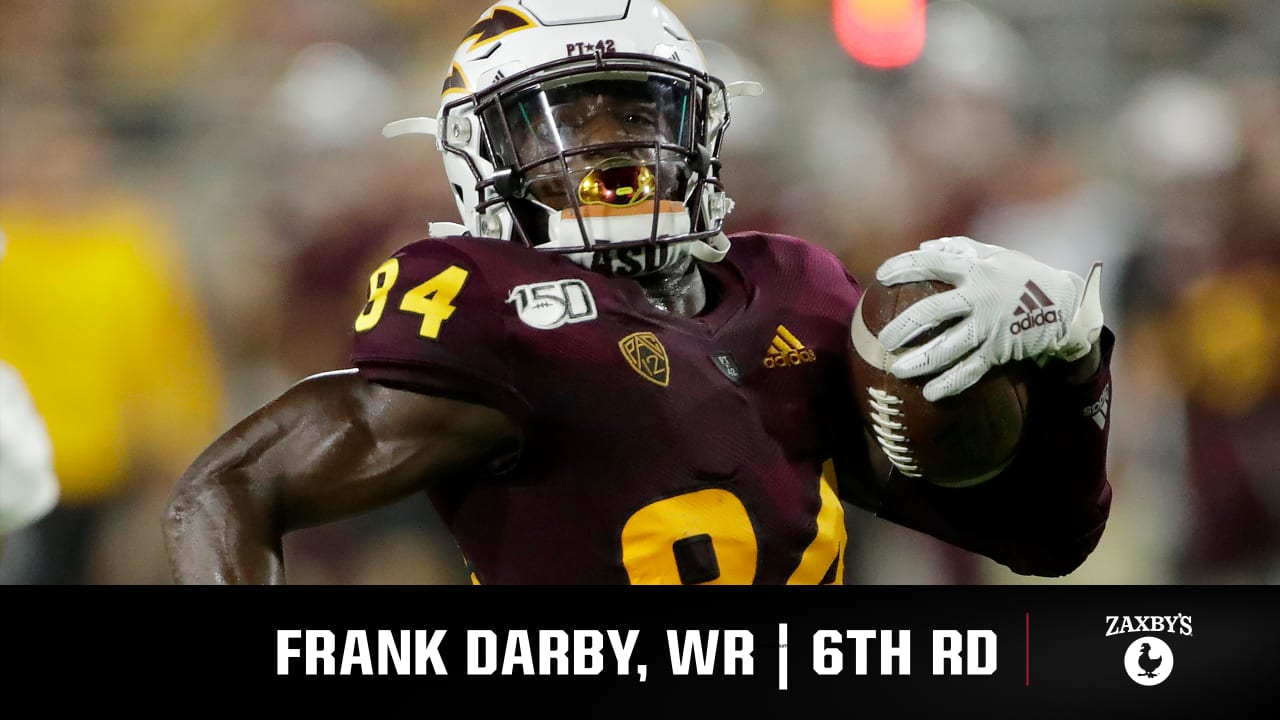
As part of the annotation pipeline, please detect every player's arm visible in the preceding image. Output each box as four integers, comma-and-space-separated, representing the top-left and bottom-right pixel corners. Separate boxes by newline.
861, 237, 1113, 577
162, 370, 520, 584
870, 334, 1113, 577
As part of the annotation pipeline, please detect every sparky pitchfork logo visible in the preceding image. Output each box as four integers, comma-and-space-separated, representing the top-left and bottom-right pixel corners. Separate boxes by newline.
1105, 614, 1192, 687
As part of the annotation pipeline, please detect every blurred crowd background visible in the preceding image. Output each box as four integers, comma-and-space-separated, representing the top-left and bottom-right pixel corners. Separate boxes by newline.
0, 0, 1276, 585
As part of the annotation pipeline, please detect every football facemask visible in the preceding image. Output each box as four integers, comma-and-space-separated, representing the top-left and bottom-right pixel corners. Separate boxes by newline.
466, 62, 726, 276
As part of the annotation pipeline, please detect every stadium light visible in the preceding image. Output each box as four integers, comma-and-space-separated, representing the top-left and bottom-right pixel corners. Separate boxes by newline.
833, 0, 928, 70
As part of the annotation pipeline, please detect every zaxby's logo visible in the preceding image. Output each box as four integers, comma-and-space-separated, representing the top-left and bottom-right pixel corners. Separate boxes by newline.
1104, 614, 1193, 687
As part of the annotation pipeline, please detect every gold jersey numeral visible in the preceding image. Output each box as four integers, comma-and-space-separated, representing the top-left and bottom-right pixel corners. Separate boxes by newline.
353, 261, 470, 340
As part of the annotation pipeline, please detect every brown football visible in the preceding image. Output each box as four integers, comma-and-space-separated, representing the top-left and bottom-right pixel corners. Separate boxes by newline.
848, 279, 1030, 487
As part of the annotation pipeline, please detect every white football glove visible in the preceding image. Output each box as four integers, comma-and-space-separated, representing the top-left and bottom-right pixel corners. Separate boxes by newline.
875, 236, 1105, 402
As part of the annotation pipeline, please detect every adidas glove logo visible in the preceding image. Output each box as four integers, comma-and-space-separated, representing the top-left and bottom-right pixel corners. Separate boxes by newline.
1010, 280, 1064, 335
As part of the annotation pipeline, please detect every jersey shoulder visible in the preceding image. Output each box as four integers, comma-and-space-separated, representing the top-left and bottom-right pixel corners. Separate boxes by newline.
348, 235, 546, 417
727, 231, 863, 288
725, 230, 864, 316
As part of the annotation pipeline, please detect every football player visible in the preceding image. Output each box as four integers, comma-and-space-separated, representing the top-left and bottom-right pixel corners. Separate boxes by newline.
164, 0, 1113, 584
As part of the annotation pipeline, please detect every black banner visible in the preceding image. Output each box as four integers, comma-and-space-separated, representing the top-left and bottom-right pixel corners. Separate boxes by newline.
10, 585, 1276, 715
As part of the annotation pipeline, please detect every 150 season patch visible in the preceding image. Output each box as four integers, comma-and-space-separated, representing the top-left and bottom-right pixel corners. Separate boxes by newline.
277, 625, 999, 688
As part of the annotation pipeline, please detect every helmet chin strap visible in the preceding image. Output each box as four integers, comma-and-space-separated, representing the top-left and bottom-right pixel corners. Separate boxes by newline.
545, 202, 690, 252
560, 233, 730, 279
690, 232, 731, 263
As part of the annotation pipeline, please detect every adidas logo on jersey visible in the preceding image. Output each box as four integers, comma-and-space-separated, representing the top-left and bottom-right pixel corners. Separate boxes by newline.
763, 326, 816, 369
1010, 280, 1063, 335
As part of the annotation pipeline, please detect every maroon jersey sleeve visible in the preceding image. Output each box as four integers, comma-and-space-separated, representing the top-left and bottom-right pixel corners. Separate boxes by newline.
348, 239, 530, 419
872, 328, 1117, 577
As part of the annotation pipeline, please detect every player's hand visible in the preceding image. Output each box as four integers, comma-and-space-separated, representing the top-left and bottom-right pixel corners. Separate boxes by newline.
874, 236, 1104, 402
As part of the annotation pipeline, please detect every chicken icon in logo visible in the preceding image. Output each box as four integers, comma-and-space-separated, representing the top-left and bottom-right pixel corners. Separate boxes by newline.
1136, 643, 1162, 678
1124, 636, 1174, 686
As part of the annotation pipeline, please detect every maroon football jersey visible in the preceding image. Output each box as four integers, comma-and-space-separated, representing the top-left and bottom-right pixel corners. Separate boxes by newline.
350, 231, 864, 584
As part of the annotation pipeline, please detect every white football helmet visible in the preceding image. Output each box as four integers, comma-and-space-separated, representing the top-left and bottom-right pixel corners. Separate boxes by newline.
383, 0, 762, 276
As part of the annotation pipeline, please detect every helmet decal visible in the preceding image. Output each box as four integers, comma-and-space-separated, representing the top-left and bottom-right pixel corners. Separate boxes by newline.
462, 6, 537, 52
442, 63, 470, 98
